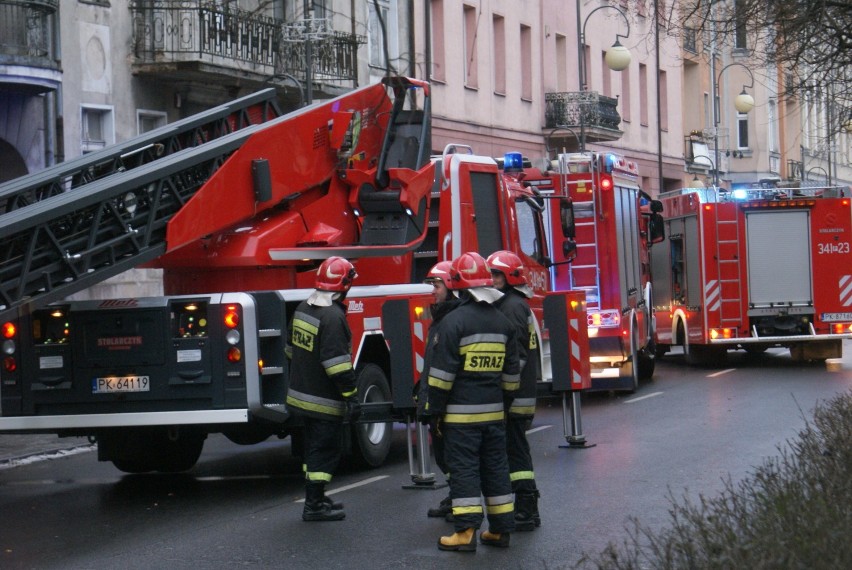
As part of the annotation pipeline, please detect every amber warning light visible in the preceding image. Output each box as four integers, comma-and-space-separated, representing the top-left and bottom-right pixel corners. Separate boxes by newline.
224, 306, 240, 328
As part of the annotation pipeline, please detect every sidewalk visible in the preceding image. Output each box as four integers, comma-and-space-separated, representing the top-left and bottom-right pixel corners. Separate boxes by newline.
0, 434, 94, 469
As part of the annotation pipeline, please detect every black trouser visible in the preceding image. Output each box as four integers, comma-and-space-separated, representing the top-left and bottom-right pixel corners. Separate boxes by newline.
444, 422, 514, 534
506, 416, 537, 493
431, 424, 448, 476
302, 416, 343, 485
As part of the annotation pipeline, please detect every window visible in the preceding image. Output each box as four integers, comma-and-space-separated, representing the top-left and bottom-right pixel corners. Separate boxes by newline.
368, 0, 392, 68
639, 63, 648, 126
463, 4, 478, 88
515, 199, 544, 263
737, 113, 749, 149
555, 34, 567, 91
430, 0, 445, 82
520, 24, 532, 100
768, 99, 778, 152
308, 0, 327, 19
601, 51, 611, 97
734, 1, 747, 49
658, 69, 668, 131
493, 15, 506, 95
620, 66, 631, 121
683, 27, 697, 53
81, 106, 114, 154
137, 110, 167, 135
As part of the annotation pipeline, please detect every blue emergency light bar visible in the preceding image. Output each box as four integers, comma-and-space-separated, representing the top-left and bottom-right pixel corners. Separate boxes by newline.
503, 152, 523, 171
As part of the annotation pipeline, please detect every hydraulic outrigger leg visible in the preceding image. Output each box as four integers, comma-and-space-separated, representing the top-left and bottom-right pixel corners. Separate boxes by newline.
560, 391, 596, 449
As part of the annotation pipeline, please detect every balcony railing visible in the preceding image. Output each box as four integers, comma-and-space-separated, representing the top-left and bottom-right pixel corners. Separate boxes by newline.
130, 1, 362, 84
544, 92, 622, 142
0, 0, 59, 66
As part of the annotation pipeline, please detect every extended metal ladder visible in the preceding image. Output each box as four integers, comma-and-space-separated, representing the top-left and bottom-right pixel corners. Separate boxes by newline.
0, 91, 283, 321
562, 157, 600, 310
712, 200, 744, 324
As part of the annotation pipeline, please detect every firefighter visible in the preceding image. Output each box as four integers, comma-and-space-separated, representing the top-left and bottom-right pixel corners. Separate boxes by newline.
414, 261, 459, 520
487, 250, 541, 531
285, 256, 360, 522
423, 251, 520, 552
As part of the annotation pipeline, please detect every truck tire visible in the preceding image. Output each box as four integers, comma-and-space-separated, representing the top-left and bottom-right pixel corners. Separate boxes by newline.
626, 325, 640, 392
100, 427, 205, 474
637, 350, 655, 380
685, 344, 728, 367
351, 364, 393, 468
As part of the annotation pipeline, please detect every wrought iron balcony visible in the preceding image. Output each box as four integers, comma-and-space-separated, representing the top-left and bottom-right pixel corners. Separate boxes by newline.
0, 0, 60, 92
544, 91, 623, 147
130, 1, 362, 93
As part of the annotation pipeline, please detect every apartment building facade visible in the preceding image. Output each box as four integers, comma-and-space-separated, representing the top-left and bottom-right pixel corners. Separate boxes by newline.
1, 1, 848, 297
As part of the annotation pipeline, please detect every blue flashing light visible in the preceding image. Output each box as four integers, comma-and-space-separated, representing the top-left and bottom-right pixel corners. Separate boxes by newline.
731, 188, 748, 200
504, 152, 523, 171
604, 153, 618, 173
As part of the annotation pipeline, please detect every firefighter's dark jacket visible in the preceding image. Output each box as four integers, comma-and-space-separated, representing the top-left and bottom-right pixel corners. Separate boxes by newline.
285, 299, 357, 422
495, 287, 540, 418
425, 294, 521, 425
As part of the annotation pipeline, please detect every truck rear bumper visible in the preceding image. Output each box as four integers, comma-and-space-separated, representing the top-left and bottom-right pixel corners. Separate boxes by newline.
0, 409, 250, 432
709, 332, 852, 345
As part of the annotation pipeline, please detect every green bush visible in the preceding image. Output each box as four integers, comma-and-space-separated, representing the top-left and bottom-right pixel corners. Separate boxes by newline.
577, 390, 852, 570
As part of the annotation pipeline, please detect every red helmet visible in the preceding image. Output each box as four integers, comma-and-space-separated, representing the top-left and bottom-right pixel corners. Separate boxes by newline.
486, 250, 528, 287
424, 261, 453, 288
448, 252, 493, 289
315, 256, 358, 292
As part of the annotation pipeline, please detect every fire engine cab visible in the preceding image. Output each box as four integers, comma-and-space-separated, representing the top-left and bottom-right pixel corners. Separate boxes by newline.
651, 185, 852, 364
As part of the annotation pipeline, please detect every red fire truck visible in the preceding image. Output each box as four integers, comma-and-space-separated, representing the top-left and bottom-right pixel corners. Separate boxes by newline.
650, 186, 852, 364
0, 78, 589, 473
517, 152, 664, 391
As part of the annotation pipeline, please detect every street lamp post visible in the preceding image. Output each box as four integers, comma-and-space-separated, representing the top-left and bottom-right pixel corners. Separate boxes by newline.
807, 166, 829, 183
263, 73, 306, 108
688, 152, 716, 189
576, 1, 631, 152
712, 63, 755, 188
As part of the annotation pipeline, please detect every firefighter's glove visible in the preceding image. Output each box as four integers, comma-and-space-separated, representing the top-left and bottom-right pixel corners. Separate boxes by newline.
430, 417, 443, 438
345, 399, 361, 423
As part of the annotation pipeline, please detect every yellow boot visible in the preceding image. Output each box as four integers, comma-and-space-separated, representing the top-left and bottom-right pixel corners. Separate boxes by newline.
480, 530, 510, 547
438, 528, 476, 552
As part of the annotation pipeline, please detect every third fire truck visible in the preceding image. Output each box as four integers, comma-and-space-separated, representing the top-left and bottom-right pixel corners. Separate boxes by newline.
650, 186, 852, 364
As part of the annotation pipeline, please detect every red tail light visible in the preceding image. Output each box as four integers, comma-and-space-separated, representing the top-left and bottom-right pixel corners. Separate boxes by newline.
3, 356, 16, 372
2, 322, 16, 339
600, 178, 613, 191
227, 347, 242, 363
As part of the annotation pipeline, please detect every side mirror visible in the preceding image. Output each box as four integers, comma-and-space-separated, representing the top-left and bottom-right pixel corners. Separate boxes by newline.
648, 213, 665, 244
560, 198, 576, 239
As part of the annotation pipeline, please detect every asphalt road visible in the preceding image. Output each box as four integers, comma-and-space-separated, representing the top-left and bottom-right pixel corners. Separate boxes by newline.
1, 342, 850, 570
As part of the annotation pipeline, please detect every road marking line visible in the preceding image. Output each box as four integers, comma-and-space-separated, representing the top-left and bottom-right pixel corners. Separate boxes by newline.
294, 475, 389, 503
708, 368, 736, 377
526, 425, 552, 435
623, 391, 664, 404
